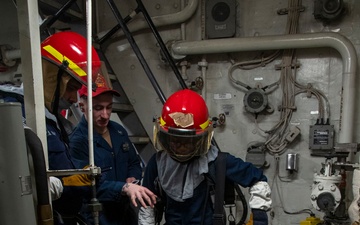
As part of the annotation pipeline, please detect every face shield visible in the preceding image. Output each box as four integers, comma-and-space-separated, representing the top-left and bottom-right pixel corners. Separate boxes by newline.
154, 120, 214, 162
67, 60, 102, 91
42, 59, 106, 113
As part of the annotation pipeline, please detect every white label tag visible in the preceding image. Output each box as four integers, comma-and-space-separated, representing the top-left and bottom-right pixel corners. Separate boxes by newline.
214, 93, 232, 100
19, 175, 32, 195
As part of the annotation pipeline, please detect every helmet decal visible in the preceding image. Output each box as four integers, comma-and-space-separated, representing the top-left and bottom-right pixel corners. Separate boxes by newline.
94, 74, 107, 88
42, 45, 87, 77
169, 112, 194, 128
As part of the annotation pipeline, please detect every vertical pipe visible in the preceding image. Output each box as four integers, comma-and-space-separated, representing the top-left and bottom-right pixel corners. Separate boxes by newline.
17, 0, 48, 169
180, 0, 186, 41
86, 0, 95, 168
0, 103, 37, 225
85, 2, 101, 225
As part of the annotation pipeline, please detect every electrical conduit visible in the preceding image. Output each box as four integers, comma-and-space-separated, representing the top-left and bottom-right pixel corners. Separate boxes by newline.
171, 32, 357, 145
171, 32, 358, 223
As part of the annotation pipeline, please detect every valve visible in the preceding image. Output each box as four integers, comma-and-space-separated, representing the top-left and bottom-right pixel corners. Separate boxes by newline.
314, 0, 346, 24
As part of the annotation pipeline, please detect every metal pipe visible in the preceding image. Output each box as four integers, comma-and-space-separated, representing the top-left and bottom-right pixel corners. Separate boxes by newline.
86, 0, 95, 169
3, 48, 21, 60
97, 0, 198, 40
18, 0, 48, 169
171, 32, 357, 144
180, 0, 186, 41
85, 2, 102, 224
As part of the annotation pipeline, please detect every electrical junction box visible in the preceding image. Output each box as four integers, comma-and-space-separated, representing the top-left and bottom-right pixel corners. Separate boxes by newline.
309, 124, 334, 150
205, 0, 236, 39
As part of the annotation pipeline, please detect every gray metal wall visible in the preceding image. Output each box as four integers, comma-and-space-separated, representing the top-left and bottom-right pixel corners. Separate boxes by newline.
0, 0, 359, 224
96, 1, 360, 224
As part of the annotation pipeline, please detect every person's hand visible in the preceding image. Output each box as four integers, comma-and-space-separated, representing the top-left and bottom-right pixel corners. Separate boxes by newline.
249, 181, 272, 210
61, 173, 91, 186
49, 176, 63, 200
122, 183, 157, 208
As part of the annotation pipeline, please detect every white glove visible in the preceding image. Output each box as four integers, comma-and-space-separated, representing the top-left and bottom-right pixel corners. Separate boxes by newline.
49, 176, 63, 200
349, 169, 360, 224
249, 181, 272, 210
138, 206, 155, 225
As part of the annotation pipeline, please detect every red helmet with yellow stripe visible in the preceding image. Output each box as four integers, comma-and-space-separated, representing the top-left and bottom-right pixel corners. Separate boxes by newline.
41, 31, 101, 87
154, 89, 214, 162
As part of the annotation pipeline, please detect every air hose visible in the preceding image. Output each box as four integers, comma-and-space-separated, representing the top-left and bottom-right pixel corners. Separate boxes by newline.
25, 127, 54, 225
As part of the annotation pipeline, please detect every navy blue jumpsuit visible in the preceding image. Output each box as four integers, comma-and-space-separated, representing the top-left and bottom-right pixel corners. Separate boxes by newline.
142, 149, 267, 225
70, 116, 142, 225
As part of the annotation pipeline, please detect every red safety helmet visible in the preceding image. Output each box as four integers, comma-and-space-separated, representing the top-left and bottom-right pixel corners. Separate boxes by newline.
154, 89, 214, 162
41, 31, 101, 88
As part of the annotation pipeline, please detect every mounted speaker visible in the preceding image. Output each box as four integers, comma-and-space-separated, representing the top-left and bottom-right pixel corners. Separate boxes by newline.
205, 0, 236, 39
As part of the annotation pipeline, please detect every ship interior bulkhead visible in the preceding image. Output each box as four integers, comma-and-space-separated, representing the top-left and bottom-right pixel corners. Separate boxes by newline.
1, 0, 360, 225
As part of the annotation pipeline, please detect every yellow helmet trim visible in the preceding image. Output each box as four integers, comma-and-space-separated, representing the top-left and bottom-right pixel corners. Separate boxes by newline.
43, 45, 87, 77
199, 119, 210, 130
160, 117, 166, 127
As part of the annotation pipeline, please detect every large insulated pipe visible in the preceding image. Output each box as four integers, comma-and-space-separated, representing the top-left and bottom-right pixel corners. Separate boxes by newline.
97, 0, 198, 40
171, 32, 357, 144
0, 102, 37, 225
25, 127, 53, 225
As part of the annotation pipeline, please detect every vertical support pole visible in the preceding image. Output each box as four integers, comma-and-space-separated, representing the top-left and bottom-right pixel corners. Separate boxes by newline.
17, 0, 48, 167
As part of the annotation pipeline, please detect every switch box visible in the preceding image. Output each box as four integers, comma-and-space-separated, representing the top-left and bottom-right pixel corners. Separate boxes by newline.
205, 0, 236, 39
309, 124, 334, 150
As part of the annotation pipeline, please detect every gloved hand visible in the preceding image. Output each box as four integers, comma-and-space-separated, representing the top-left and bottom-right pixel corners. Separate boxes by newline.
49, 176, 63, 200
252, 209, 268, 225
61, 173, 92, 186
349, 169, 360, 224
249, 181, 272, 210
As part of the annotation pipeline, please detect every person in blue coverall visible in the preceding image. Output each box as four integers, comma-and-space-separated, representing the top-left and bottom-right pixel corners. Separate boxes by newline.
139, 89, 272, 225
69, 74, 157, 225
40, 31, 107, 225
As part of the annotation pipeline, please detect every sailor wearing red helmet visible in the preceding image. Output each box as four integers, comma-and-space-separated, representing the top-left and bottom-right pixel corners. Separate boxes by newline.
40, 31, 102, 225
139, 89, 272, 225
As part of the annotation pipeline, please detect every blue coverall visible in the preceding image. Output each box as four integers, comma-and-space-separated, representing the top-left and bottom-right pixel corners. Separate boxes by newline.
70, 115, 142, 225
142, 149, 268, 225
46, 113, 90, 224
